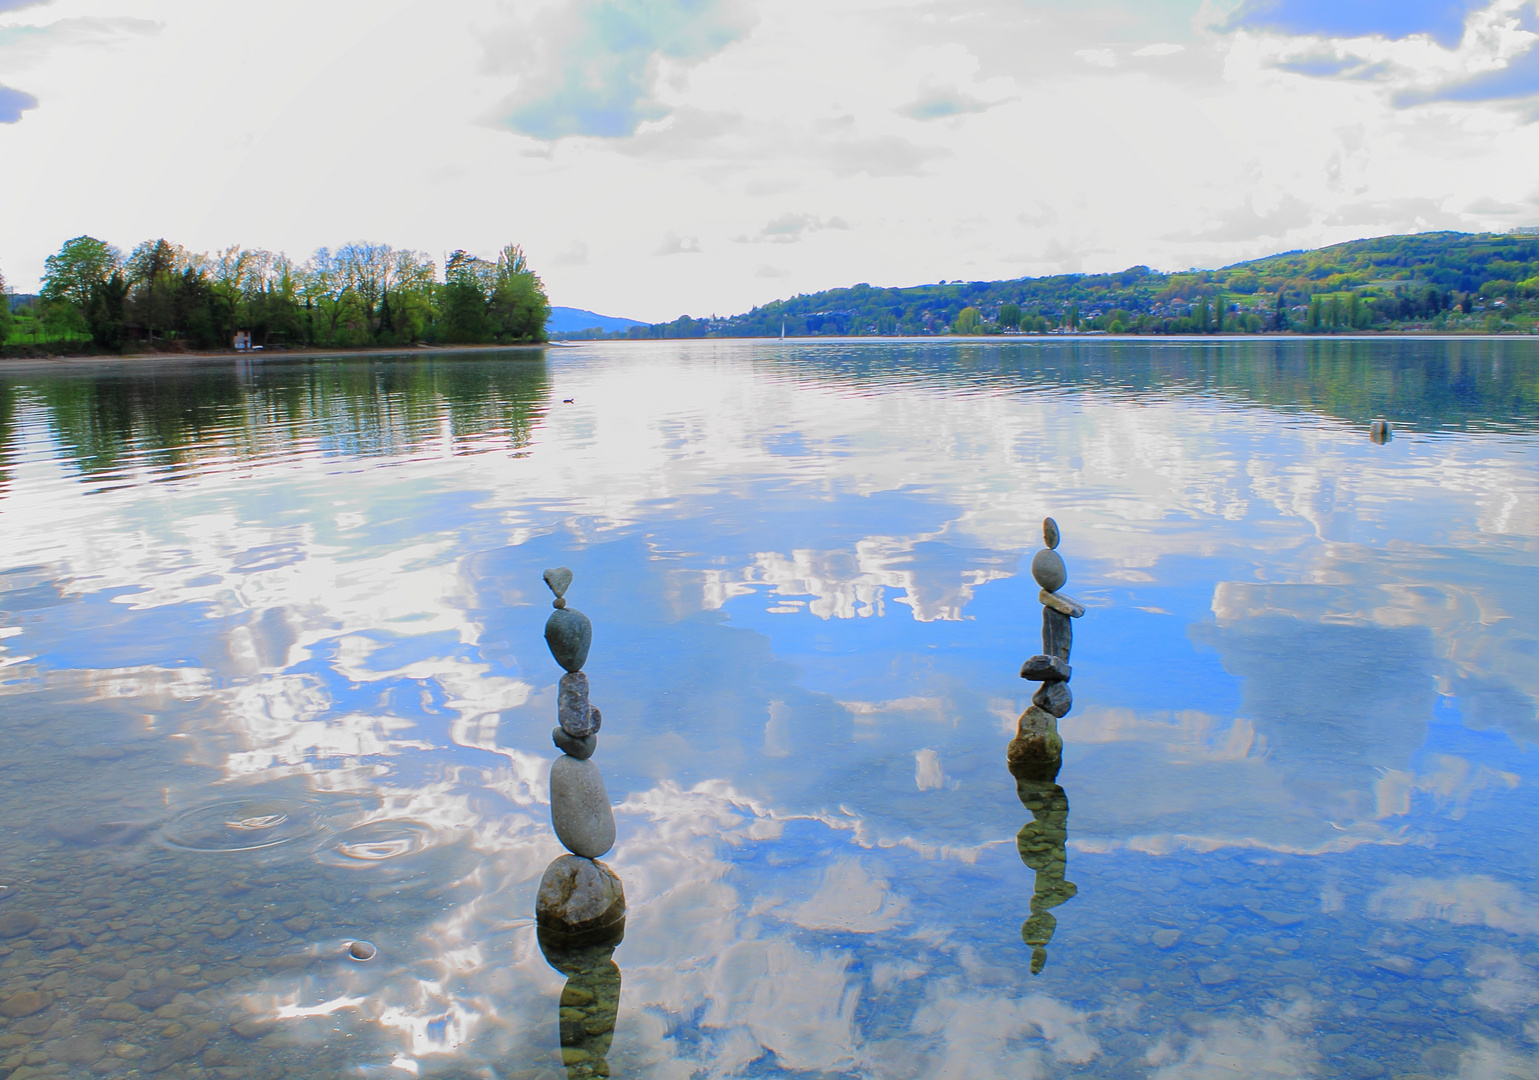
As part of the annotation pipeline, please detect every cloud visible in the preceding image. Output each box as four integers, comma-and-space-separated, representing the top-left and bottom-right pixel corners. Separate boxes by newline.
740, 212, 850, 245
0, 16, 161, 69
1369, 875, 1539, 935
0, 84, 37, 123
754, 264, 789, 278
487, 0, 757, 140
654, 231, 702, 255
1076, 47, 1119, 67
1132, 43, 1186, 57
1398, 37, 1539, 103
0, 0, 49, 10
1225, 0, 1490, 48
551, 240, 589, 267
900, 85, 1000, 120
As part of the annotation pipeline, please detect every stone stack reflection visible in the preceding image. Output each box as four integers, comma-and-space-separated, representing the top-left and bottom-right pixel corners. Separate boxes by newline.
1009, 517, 1081, 974
534, 567, 626, 1077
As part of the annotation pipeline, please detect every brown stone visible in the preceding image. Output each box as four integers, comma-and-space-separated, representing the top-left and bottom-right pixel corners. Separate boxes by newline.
0, 912, 40, 938
47, 1034, 104, 1065
536, 856, 626, 947
0, 990, 48, 1018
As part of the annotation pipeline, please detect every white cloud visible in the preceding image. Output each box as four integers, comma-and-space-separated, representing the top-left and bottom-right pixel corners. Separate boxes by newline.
0, 0, 1535, 316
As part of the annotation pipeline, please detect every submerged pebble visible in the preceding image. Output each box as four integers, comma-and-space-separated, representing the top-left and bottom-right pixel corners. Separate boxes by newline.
347, 940, 377, 961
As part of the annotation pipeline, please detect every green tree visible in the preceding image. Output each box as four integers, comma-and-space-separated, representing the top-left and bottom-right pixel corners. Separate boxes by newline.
999, 302, 1022, 329
488, 244, 550, 342
42, 236, 122, 311
442, 250, 493, 343
0, 264, 10, 346
1274, 292, 1290, 331
85, 274, 128, 348
952, 306, 982, 334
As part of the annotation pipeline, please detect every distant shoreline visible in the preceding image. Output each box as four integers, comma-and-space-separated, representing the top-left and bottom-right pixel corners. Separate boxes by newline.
2, 333, 1533, 374
0, 342, 556, 372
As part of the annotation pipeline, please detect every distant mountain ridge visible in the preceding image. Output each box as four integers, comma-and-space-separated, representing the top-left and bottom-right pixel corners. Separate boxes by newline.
547, 306, 645, 336
589, 231, 1539, 339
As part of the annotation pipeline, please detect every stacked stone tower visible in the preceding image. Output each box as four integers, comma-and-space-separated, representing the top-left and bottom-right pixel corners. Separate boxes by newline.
1008, 517, 1084, 781
533, 568, 626, 1080
1008, 518, 1082, 974
534, 567, 626, 947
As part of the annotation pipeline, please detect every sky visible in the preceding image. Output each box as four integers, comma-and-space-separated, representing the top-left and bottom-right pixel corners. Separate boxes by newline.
2, 0, 1539, 320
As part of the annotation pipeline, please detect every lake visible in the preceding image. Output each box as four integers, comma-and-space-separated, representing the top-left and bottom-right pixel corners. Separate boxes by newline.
0, 338, 1537, 1080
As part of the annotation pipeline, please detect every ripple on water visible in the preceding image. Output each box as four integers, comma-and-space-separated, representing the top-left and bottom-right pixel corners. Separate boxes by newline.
319, 820, 435, 869
159, 798, 323, 852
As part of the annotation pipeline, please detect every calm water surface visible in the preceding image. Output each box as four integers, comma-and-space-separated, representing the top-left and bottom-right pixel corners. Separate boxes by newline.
1, 339, 1538, 1080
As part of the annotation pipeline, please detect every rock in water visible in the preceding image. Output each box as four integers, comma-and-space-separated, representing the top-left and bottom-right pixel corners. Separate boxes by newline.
550, 756, 616, 858
1032, 679, 1073, 718
1043, 517, 1060, 550
536, 855, 626, 946
553, 727, 597, 760
543, 567, 574, 599
545, 607, 593, 673
558, 671, 600, 736
1020, 654, 1071, 682
1031, 548, 1068, 592
1042, 608, 1072, 662
1039, 589, 1086, 618
1008, 707, 1062, 782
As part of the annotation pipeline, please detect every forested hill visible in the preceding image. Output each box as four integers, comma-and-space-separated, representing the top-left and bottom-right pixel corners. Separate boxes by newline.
567, 231, 1539, 339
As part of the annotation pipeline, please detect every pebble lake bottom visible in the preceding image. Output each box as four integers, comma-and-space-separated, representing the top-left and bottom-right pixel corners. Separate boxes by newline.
0, 337, 1536, 1080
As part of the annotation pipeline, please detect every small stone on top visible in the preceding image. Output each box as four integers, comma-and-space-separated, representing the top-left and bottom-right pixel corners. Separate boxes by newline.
1043, 518, 1060, 550
543, 567, 574, 600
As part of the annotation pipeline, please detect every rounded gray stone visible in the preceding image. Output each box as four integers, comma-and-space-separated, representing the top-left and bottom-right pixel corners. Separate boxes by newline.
1043, 517, 1060, 550
550, 755, 615, 858
1031, 548, 1067, 592
553, 727, 597, 760
535, 855, 626, 946
543, 567, 574, 599
545, 607, 592, 673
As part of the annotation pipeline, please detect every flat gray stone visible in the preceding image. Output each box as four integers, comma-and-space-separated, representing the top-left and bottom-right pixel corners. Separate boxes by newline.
535, 855, 626, 947
1031, 548, 1067, 592
1020, 654, 1071, 682
558, 671, 600, 736
1032, 679, 1072, 718
1043, 517, 1060, 550
545, 607, 592, 673
543, 567, 574, 599
1198, 963, 1238, 986
1042, 607, 1072, 662
550, 756, 615, 858
1039, 589, 1085, 618
553, 727, 597, 760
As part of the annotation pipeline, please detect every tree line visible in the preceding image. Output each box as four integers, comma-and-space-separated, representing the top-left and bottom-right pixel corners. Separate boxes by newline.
558, 231, 1539, 340
2, 237, 550, 351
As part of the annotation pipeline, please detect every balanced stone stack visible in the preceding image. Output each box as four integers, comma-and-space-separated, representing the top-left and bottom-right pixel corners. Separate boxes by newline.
535, 567, 626, 949
1008, 516, 1083, 973
1008, 517, 1085, 783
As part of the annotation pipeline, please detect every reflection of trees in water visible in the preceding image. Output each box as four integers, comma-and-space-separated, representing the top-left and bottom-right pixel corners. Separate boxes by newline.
0, 381, 14, 503
1016, 777, 1076, 976
3, 353, 550, 480
767, 338, 1539, 434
